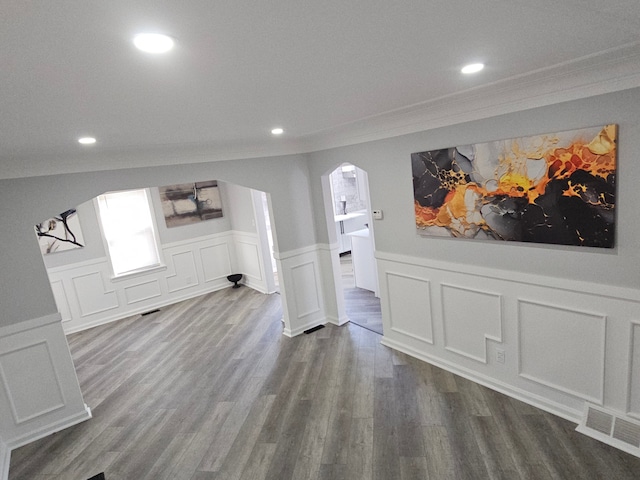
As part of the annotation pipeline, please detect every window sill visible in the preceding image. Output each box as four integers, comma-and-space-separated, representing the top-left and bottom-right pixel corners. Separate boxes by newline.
110, 264, 167, 282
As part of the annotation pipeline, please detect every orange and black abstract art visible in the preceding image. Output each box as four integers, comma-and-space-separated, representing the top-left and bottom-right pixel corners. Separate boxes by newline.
412, 124, 616, 247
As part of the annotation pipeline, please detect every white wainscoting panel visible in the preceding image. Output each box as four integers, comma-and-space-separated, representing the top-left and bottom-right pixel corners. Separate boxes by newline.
124, 280, 162, 305
518, 300, 606, 405
72, 272, 118, 317
236, 241, 262, 280
291, 262, 320, 318
166, 250, 199, 293
0, 314, 90, 466
50, 280, 71, 323
0, 340, 65, 424
629, 322, 640, 419
442, 284, 502, 363
230, 232, 270, 293
386, 272, 433, 344
47, 232, 238, 334
200, 243, 232, 283
234, 232, 267, 292
276, 245, 327, 337
376, 251, 640, 425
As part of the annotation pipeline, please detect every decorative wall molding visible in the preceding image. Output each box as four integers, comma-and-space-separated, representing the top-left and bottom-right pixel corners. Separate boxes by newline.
375, 251, 640, 303
165, 250, 199, 293
278, 245, 327, 337
0, 340, 65, 425
0, 313, 91, 478
441, 283, 502, 363
275, 243, 326, 261
386, 272, 433, 344
49, 280, 71, 323
0, 439, 9, 480
517, 299, 606, 405
72, 272, 118, 317
234, 232, 267, 292
380, 336, 581, 423
291, 261, 321, 318
123, 279, 162, 305
628, 322, 640, 420
376, 250, 640, 426
47, 232, 238, 334
298, 42, 640, 154
199, 243, 233, 283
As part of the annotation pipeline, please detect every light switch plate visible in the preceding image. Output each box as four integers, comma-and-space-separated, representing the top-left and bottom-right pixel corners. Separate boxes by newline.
372, 209, 383, 220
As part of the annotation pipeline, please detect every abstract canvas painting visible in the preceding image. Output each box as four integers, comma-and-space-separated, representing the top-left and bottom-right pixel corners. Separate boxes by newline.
412, 124, 616, 247
35, 208, 85, 254
160, 180, 223, 228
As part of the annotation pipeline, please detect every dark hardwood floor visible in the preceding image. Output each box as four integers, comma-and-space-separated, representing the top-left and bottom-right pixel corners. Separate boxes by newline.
9, 287, 640, 479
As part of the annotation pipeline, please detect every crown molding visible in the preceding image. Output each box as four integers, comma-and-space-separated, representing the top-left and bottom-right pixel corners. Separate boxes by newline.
2, 42, 639, 180
296, 41, 640, 152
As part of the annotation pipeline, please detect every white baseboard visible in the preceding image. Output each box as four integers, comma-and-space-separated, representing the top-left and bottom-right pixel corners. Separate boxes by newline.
381, 336, 581, 423
284, 318, 328, 338
6, 404, 92, 451
326, 314, 350, 327
0, 405, 91, 480
63, 282, 230, 334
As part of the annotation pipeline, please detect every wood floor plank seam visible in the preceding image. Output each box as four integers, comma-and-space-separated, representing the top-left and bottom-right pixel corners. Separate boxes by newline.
8, 287, 640, 480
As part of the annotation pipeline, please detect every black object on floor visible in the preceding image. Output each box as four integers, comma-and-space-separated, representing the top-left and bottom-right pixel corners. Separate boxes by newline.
304, 325, 325, 334
227, 273, 243, 288
87, 473, 105, 480
141, 309, 160, 316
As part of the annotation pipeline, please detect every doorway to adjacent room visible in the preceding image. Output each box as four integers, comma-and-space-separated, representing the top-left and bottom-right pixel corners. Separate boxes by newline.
328, 163, 382, 334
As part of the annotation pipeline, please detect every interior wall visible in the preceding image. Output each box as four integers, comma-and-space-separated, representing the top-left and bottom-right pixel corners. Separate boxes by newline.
307, 87, 640, 290
222, 181, 258, 234
39, 198, 107, 269
39, 183, 233, 270
305, 87, 640, 423
150, 184, 233, 245
0, 154, 317, 328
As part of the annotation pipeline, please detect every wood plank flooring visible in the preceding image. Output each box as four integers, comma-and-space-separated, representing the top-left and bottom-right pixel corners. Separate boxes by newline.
9, 287, 640, 479
341, 254, 383, 335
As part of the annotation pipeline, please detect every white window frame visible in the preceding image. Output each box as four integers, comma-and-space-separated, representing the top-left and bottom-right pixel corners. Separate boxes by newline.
95, 188, 165, 280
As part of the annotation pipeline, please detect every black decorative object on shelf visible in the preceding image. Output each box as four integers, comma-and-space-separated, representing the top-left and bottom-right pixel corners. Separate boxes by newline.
227, 273, 243, 288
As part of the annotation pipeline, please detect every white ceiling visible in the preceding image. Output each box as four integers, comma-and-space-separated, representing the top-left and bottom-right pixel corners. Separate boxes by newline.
2, 0, 640, 179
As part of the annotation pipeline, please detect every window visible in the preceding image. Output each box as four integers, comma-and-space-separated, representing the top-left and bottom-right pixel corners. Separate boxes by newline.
96, 189, 163, 277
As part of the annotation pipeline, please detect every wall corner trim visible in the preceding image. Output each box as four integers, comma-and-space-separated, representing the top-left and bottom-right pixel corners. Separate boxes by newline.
0, 438, 9, 480
0, 312, 62, 338
1, 405, 91, 480
6, 405, 92, 452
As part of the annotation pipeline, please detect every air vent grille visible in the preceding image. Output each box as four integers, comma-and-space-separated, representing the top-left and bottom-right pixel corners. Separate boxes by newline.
613, 418, 640, 447
577, 404, 640, 458
585, 407, 613, 435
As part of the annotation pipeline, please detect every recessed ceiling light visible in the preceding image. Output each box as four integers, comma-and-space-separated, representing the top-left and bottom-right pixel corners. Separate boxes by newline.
78, 137, 96, 145
461, 63, 484, 74
133, 33, 174, 54
271, 128, 284, 135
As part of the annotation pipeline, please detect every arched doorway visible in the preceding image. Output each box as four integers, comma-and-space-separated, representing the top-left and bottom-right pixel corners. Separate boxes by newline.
326, 163, 382, 334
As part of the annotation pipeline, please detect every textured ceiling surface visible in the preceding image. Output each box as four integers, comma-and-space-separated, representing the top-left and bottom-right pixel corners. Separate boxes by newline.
2, 0, 640, 178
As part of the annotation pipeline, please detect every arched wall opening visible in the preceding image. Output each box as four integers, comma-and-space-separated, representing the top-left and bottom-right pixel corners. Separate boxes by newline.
321, 162, 381, 334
